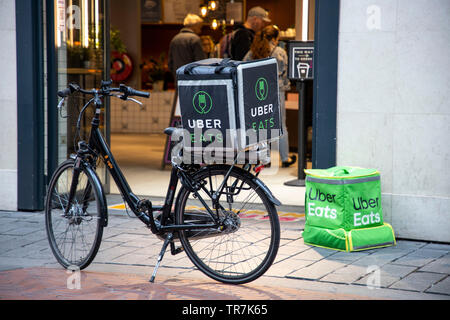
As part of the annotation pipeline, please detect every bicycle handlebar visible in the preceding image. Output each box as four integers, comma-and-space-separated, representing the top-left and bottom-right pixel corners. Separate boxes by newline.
57, 88, 71, 98
119, 84, 150, 99
57, 81, 150, 100
57, 83, 81, 98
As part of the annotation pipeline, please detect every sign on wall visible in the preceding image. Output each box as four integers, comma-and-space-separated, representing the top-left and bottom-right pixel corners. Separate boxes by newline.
141, 0, 162, 23
163, 0, 201, 23
287, 41, 314, 80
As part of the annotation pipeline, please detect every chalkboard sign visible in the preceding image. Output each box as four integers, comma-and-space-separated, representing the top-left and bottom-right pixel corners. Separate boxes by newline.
141, 0, 162, 23
287, 41, 314, 80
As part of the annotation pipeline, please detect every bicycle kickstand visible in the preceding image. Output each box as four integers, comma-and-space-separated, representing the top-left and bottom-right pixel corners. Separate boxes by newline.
149, 232, 173, 283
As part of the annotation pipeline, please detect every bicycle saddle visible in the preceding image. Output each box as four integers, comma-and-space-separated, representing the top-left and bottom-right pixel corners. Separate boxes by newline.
164, 127, 181, 136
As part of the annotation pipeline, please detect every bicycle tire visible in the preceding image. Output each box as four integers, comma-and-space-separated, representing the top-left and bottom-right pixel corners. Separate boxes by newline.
45, 159, 104, 270
175, 165, 280, 284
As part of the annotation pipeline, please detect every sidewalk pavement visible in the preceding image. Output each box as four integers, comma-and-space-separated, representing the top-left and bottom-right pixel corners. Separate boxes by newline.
0, 194, 449, 300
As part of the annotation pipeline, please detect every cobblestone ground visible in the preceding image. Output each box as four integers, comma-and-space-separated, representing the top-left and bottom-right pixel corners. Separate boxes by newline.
0, 198, 449, 300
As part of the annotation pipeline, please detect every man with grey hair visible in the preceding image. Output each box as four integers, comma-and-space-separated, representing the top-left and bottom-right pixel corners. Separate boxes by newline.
168, 13, 206, 76
230, 6, 271, 60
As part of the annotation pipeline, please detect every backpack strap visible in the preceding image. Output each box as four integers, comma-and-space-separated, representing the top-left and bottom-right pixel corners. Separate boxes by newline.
183, 59, 237, 75
213, 58, 233, 73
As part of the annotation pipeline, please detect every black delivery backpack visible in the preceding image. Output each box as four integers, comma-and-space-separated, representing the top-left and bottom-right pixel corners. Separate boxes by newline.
176, 58, 282, 154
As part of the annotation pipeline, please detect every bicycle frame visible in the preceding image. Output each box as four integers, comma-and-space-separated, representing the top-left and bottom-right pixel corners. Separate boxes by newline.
71, 94, 223, 236
50, 81, 281, 284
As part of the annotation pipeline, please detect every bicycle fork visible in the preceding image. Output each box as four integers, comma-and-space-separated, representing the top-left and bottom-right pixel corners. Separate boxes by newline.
64, 157, 83, 215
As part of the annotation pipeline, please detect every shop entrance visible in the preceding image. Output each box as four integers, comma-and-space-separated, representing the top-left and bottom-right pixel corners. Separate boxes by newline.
106, 0, 319, 205
47, 0, 109, 187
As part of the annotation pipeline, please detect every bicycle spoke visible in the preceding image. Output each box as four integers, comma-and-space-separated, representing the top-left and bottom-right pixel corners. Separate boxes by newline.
178, 166, 279, 283
46, 160, 103, 269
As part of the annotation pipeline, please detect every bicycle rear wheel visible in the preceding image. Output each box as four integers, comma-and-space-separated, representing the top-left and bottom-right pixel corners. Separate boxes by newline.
175, 165, 280, 284
45, 159, 104, 270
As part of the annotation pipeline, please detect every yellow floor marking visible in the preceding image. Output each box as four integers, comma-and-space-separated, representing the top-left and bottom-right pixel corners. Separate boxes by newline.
109, 203, 126, 210
109, 204, 305, 220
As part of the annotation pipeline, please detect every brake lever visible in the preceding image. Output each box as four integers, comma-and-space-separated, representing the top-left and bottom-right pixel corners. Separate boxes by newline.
57, 97, 65, 110
127, 97, 143, 106
57, 97, 68, 118
127, 97, 145, 111
111, 93, 144, 109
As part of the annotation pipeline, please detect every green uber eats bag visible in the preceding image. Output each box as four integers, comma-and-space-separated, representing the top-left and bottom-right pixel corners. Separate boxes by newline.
302, 166, 396, 252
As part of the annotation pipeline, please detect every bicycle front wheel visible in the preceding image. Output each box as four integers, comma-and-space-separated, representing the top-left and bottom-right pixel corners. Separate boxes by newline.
45, 159, 104, 270
175, 165, 280, 284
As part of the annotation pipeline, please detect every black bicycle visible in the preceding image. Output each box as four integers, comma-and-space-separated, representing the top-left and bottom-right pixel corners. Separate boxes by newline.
45, 80, 280, 284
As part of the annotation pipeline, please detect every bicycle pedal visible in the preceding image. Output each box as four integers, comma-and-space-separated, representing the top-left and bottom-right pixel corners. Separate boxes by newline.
170, 241, 184, 255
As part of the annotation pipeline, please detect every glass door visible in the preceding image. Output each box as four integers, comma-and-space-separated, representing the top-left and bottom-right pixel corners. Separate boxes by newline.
53, 0, 109, 184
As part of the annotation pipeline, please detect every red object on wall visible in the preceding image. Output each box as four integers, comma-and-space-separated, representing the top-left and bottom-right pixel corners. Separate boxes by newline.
111, 51, 133, 82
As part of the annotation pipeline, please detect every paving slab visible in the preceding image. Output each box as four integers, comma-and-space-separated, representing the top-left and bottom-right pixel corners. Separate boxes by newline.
265, 258, 311, 277
422, 243, 450, 251
321, 264, 369, 284
419, 253, 450, 274
352, 249, 410, 267
392, 255, 436, 267
287, 259, 347, 280
390, 271, 446, 292
291, 247, 336, 261
355, 264, 416, 288
394, 240, 427, 250
406, 248, 448, 259
326, 250, 370, 262
95, 245, 142, 263
425, 276, 450, 295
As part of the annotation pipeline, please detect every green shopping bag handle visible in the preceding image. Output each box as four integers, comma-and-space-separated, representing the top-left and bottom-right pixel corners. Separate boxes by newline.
332, 167, 350, 176
305, 166, 379, 179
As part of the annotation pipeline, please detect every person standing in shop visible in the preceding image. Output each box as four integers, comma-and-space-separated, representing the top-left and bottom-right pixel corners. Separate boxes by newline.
200, 35, 216, 58
167, 13, 207, 150
243, 25, 296, 167
230, 6, 271, 61
168, 13, 207, 77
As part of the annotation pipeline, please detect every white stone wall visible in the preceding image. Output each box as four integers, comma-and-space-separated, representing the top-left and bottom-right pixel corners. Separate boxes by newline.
0, 0, 18, 211
110, 91, 174, 134
336, 0, 450, 242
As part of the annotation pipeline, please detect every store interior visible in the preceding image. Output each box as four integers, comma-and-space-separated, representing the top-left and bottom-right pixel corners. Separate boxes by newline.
108, 0, 315, 206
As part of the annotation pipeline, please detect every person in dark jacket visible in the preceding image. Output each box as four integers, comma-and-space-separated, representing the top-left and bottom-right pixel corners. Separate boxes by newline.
168, 14, 207, 76
244, 25, 296, 168
230, 6, 271, 61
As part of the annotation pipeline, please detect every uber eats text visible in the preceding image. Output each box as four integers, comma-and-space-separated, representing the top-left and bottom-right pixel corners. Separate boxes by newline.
251, 104, 275, 130
187, 119, 223, 143
307, 187, 382, 227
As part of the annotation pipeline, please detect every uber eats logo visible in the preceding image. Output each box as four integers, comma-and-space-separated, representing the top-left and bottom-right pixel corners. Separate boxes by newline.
189, 90, 222, 144
307, 186, 382, 227
255, 77, 268, 101
251, 77, 275, 131
193, 91, 213, 114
